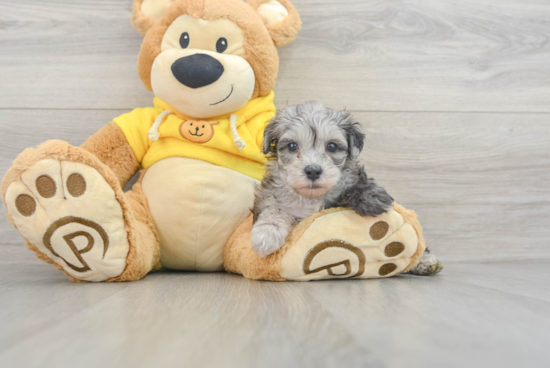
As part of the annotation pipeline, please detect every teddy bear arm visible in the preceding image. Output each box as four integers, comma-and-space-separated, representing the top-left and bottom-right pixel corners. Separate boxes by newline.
80, 122, 140, 187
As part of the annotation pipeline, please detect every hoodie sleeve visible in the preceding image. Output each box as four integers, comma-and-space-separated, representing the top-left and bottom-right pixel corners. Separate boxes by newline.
113, 107, 162, 164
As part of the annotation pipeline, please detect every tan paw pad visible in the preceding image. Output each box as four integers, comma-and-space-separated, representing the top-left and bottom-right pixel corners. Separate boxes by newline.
15, 194, 37, 217
36, 175, 56, 198
5, 160, 129, 282
280, 209, 419, 281
364, 258, 410, 278
369, 221, 389, 240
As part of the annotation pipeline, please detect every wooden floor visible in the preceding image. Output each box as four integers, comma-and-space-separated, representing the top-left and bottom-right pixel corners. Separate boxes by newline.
0, 262, 549, 368
0, 0, 549, 367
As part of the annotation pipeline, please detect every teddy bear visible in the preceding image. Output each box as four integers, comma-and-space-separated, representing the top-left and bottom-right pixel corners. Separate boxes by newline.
1, 0, 427, 282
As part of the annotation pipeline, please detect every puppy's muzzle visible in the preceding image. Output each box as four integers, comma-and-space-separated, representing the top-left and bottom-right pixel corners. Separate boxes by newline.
304, 165, 323, 181
171, 54, 224, 89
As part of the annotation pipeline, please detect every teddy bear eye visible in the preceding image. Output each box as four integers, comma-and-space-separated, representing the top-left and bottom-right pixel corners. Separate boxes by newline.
180, 32, 190, 49
216, 38, 228, 53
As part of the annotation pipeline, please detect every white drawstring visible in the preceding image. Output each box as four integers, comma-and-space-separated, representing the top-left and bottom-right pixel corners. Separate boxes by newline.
230, 114, 246, 151
148, 110, 173, 141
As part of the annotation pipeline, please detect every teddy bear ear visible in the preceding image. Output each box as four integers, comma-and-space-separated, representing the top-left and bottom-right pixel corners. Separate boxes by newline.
131, 0, 174, 36
248, 0, 302, 48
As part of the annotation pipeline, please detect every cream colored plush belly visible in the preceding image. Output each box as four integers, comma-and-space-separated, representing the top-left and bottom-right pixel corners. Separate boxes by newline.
142, 157, 258, 271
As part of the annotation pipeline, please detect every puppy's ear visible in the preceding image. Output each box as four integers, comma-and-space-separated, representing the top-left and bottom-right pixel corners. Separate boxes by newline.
262, 119, 280, 156
345, 122, 365, 158
248, 0, 302, 47
131, 0, 174, 36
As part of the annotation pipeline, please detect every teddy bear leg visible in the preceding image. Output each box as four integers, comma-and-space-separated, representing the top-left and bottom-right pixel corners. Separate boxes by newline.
111, 173, 161, 281
277, 204, 426, 281
1, 141, 159, 282
224, 203, 427, 281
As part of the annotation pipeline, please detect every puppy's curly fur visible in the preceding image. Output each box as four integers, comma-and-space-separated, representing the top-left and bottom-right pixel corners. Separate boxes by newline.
251, 101, 394, 258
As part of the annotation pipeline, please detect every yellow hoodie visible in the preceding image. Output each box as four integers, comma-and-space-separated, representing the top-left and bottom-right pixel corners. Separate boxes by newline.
113, 92, 275, 181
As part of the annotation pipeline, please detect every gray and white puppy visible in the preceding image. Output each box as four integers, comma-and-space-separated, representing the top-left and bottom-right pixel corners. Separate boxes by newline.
251, 101, 394, 258
251, 102, 443, 276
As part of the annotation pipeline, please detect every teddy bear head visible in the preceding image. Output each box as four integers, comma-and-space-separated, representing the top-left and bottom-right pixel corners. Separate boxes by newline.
132, 0, 301, 119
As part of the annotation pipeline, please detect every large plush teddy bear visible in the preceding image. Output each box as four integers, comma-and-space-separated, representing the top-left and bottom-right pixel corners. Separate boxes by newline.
1, 0, 426, 282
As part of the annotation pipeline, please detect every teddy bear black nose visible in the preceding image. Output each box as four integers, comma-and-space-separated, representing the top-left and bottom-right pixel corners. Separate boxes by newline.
171, 54, 224, 89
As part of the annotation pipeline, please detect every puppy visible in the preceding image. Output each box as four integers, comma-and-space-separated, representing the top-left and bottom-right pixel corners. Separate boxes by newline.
251, 101, 394, 258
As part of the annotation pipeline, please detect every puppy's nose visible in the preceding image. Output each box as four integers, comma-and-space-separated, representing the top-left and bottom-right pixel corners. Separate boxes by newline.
304, 165, 323, 181
171, 54, 224, 89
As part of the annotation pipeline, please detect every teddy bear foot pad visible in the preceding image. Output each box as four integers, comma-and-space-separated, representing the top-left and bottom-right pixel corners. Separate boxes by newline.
279, 209, 420, 281
5, 159, 130, 282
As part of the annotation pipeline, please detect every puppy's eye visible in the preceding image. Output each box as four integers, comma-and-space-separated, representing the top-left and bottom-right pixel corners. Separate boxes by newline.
326, 143, 339, 153
180, 32, 190, 49
216, 38, 228, 53
288, 142, 298, 152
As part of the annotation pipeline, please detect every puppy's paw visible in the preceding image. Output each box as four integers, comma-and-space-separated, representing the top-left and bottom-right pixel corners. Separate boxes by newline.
410, 253, 443, 276
251, 224, 288, 258
354, 189, 394, 217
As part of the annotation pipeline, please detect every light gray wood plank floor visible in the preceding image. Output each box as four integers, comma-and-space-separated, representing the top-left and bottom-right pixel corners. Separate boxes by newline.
0, 262, 549, 368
